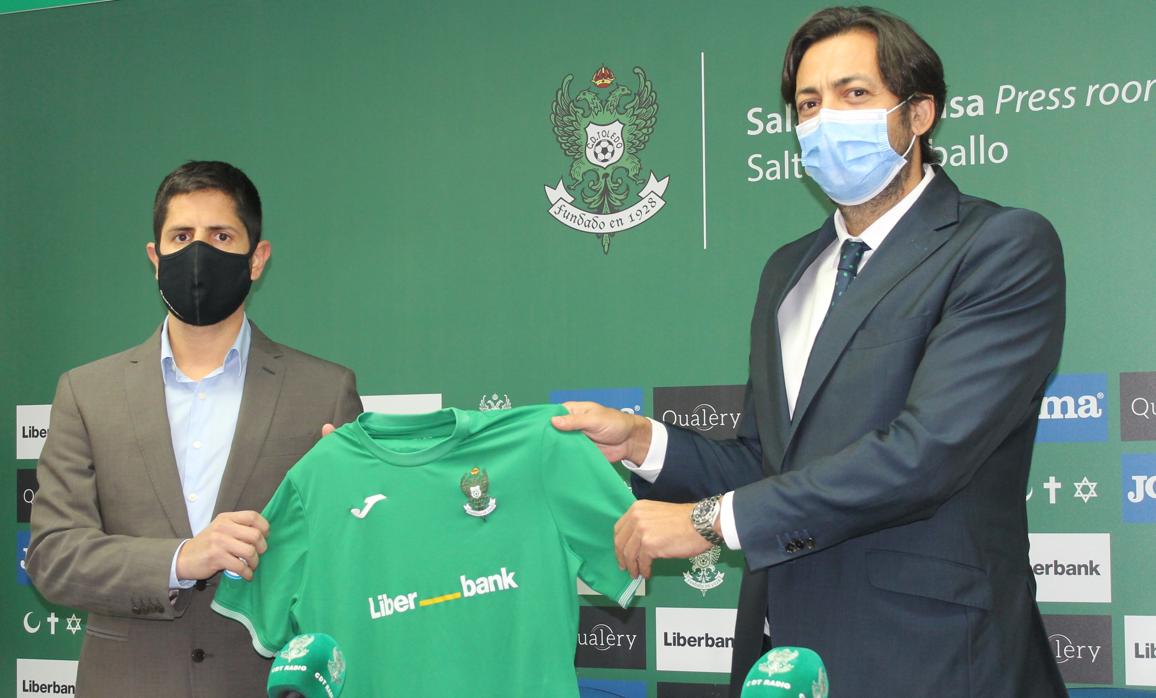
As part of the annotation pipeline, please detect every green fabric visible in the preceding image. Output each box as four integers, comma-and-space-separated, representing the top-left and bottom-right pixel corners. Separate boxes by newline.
740, 647, 828, 698
214, 404, 640, 697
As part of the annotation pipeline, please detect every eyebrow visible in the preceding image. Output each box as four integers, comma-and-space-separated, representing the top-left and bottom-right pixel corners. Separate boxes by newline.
795, 73, 878, 100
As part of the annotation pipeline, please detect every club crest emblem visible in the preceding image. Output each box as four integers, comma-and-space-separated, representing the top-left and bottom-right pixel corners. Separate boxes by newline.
683, 545, 725, 595
280, 634, 314, 661
546, 64, 670, 254
460, 467, 497, 518
328, 647, 346, 685
479, 393, 512, 411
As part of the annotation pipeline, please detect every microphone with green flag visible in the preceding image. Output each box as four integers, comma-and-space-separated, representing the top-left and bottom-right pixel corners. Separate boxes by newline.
740, 646, 828, 698
267, 633, 346, 698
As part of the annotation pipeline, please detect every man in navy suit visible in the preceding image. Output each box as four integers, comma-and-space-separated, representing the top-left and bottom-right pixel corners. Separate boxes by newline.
554, 7, 1067, 696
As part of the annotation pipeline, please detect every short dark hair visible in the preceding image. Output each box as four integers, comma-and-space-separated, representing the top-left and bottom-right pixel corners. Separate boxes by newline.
152, 161, 263, 250
781, 6, 947, 165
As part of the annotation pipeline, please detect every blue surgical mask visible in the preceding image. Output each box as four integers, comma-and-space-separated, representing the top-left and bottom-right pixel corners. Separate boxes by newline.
795, 98, 916, 206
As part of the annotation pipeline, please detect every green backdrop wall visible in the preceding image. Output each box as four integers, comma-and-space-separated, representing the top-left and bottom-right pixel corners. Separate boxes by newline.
2, 0, 1154, 694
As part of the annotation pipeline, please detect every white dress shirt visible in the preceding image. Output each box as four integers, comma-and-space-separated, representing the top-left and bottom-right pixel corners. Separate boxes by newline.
162, 316, 251, 587
625, 165, 936, 549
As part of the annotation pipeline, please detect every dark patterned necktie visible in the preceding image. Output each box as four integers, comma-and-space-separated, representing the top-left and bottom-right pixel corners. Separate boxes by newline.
829, 239, 871, 309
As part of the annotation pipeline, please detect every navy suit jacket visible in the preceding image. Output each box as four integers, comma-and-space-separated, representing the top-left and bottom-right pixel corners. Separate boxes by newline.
636, 170, 1068, 697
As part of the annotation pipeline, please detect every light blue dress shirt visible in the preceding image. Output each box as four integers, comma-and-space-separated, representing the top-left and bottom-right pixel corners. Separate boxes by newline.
161, 316, 251, 587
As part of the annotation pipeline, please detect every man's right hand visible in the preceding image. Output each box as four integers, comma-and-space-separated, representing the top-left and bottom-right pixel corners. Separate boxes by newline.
551, 401, 653, 464
175, 511, 269, 582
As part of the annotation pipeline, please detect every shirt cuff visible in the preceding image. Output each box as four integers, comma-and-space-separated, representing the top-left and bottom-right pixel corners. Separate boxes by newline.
169, 539, 196, 590
719, 491, 743, 550
620, 418, 668, 483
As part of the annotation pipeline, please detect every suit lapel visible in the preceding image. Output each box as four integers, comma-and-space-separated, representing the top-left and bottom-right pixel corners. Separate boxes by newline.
787, 171, 961, 444
213, 324, 285, 517
124, 327, 193, 538
759, 226, 835, 472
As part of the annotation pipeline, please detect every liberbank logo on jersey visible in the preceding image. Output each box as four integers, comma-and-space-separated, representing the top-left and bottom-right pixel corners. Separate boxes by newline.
367, 566, 518, 620
546, 65, 669, 254
1035, 373, 1108, 442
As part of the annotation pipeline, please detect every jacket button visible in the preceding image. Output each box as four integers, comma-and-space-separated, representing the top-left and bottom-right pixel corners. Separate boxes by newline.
785, 543, 798, 553
191, 648, 205, 663
194, 579, 207, 591
805, 537, 816, 550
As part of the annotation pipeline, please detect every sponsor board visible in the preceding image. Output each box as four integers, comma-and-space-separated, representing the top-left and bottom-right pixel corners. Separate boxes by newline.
1120, 372, 1156, 441
1029, 533, 1111, 603
656, 683, 729, 698
575, 605, 647, 670
653, 385, 745, 440
17, 530, 31, 586
1125, 615, 1156, 686
655, 607, 737, 674
16, 658, 77, 697
578, 679, 648, 698
359, 394, 442, 415
16, 404, 52, 460
17, 468, 38, 523
1042, 614, 1113, 684
1035, 374, 1107, 442
1122, 453, 1156, 523
550, 388, 644, 416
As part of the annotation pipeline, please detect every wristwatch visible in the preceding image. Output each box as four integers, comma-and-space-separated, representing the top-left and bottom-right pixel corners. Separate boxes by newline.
691, 495, 726, 547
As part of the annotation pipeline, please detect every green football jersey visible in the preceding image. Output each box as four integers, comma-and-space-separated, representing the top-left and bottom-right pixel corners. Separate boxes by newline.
212, 404, 642, 697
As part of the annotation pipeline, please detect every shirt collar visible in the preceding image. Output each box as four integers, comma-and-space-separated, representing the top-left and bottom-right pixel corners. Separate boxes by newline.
160, 314, 251, 385
833, 164, 936, 249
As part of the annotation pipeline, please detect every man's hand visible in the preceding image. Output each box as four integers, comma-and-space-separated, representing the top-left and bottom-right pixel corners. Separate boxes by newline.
614, 500, 714, 578
551, 401, 652, 464
175, 511, 269, 582
321, 423, 336, 437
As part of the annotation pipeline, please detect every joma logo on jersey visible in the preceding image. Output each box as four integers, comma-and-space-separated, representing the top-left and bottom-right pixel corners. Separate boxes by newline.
367, 567, 519, 621
1036, 374, 1108, 442
545, 65, 670, 254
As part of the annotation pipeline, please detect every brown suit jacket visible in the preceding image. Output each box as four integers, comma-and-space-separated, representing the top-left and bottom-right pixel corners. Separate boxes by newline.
27, 323, 362, 698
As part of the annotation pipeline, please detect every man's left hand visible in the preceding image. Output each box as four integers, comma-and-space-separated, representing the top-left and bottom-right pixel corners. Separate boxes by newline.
614, 500, 715, 578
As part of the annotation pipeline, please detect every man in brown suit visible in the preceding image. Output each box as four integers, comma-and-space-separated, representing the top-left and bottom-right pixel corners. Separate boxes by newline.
27, 161, 363, 697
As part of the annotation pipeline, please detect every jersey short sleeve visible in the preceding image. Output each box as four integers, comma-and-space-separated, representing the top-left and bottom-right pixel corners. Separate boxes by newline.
211, 477, 309, 657
539, 422, 643, 608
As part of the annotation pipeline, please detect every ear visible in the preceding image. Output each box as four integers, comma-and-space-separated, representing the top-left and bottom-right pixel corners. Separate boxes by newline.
146, 242, 159, 280
909, 95, 936, 137
249, 240, 272, 281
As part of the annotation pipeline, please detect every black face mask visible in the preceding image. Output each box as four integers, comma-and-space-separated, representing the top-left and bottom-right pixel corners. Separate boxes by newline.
156, 241, 253, 326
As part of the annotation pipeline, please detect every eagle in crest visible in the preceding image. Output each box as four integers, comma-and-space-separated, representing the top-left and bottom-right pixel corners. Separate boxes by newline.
550, 65, 658, 252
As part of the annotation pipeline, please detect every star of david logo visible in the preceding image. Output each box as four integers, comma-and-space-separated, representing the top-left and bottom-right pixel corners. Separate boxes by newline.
1073, 476, 1098, 504
65, 614, 83, 634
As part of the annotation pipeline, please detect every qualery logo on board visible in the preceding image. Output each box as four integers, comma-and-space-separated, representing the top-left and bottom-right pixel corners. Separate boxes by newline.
1042, 614, 1113, 685
575, 605, 647, 670
1035, 374, 1108, 442
655, 607, 737, 673
15, 404, 52, 460
1125, 616, 1156, 686
1120, 372, 1156, 441
17, 468, 38, 523
550, 387, 644, 416
1122, 453, 1156, 523
653, 386, 746, 441
546, 65, 669, 254
16, 659, 78, 698
1028, 533, 1112, 603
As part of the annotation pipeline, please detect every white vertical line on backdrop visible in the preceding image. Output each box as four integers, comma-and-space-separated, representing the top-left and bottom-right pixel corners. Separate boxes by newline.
700, 51, 708, 250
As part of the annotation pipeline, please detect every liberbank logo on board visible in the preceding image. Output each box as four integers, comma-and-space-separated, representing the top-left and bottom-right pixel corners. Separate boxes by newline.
16, 404, 52, 460
1035, 374, 1108, 442
1028, 533, 1111, 603
545, 65, 669, 254
1125, 616, 1156, 687
655, 607, 737, 674
1042, 614, 1113, 685
575, 605, 647, 670
653, 386, 746, 441
15, 659, 77, 698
